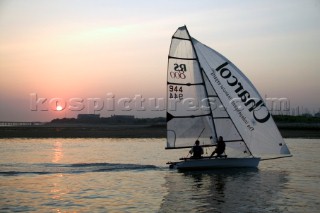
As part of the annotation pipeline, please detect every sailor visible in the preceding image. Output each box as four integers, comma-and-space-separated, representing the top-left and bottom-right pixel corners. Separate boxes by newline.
210, 136, 226, 158
189, 140, 204, 159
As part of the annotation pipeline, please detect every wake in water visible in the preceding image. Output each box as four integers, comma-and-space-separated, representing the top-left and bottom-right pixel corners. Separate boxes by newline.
0, 163, 159, 176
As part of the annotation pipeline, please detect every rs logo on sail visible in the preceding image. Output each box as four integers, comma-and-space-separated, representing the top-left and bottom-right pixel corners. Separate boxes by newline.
174, 63, 187, 72
215, 62, 271, 123
170, 63, 187, 79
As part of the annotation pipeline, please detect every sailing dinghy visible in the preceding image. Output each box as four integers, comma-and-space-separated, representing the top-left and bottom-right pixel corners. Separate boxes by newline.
166, 26, 291, 170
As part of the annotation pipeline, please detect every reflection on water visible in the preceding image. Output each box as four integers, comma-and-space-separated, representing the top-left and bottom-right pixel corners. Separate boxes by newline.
50, 174, 66, 200
160, 169, 289, 213
0, 138, 319, 212
52, 141, 63, 163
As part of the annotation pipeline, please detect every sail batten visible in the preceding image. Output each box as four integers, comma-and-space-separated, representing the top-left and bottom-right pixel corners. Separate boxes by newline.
167, 82, 204, 86
168, 114, 212, 118
172, 36, 191, 41
168, 56, 197, 60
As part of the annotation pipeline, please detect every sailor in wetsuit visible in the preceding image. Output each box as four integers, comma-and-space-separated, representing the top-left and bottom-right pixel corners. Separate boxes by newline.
189, 140, 204, 159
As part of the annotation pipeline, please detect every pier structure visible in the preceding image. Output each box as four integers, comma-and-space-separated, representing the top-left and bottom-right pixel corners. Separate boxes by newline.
0, 121, 46, 126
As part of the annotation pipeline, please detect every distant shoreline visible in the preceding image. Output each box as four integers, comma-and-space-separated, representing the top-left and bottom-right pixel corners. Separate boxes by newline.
0, 125, 166, 139
0, 123, 319, 139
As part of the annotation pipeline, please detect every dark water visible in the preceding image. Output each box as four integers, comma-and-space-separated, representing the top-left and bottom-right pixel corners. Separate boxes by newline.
0, 138, 319, 212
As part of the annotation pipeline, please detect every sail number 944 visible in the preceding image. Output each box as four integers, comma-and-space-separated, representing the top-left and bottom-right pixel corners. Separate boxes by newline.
169, 85, 183, 100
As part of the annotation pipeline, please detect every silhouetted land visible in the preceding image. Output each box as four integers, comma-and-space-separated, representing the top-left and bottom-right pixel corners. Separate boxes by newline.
0, 125, 166, 138
0, 115, 319, 138
272, 115, 320, 138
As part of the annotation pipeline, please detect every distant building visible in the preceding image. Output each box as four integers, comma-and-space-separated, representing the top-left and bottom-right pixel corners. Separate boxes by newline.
302, 113, 313, 118
111, 114, 134, 119
109, 114, 135, 123
77, 114, 100, 121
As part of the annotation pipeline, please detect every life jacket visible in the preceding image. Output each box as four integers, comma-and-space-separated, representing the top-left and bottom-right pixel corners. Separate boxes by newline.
216, 141, 226, 154
192, 146, 203, 158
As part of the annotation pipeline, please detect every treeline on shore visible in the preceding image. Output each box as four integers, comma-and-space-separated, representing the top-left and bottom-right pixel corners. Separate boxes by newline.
0, 115, 319, 138
273, 115, 320, 123
51, 116, 166, 125
51, 115, 320, 126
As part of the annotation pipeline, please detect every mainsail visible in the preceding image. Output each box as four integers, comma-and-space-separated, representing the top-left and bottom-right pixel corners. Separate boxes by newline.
166, 26, 291, 158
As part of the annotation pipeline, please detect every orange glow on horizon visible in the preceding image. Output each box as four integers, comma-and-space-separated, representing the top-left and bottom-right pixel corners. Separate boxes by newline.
0, 1, 319, 122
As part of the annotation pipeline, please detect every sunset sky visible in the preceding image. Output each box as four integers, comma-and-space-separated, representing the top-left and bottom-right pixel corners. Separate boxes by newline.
1, 0, 319, 121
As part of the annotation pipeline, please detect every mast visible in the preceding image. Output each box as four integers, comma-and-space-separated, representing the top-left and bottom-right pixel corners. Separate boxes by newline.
183, 26, 218, 142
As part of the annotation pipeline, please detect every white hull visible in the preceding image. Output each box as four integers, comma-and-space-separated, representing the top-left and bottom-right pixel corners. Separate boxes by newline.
169, 157, 260, 170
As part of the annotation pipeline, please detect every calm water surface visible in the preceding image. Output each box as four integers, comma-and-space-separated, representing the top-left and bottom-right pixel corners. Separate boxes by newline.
0, 138, 319, 212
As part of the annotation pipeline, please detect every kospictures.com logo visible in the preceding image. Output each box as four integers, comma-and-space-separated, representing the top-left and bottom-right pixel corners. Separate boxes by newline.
29, 93, 290, 115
